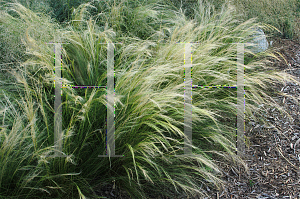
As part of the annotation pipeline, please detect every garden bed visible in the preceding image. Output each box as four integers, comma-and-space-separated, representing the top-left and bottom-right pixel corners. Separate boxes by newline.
204, 36, 300, 199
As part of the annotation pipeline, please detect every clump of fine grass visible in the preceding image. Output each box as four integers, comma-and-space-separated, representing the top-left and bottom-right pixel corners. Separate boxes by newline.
0, 0, 300, 199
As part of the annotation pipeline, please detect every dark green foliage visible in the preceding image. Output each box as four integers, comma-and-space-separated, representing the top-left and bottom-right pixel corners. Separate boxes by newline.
165, 0, 195, 19
48, 0, 88, 24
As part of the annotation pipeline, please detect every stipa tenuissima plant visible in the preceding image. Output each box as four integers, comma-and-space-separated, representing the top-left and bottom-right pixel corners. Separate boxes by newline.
0, 0, 299, 198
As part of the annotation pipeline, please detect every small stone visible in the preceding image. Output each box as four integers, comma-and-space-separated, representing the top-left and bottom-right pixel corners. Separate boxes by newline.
247, 28, 269, 54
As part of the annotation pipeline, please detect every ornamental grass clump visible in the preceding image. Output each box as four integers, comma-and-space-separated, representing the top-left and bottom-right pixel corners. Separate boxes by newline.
0, 0, 299, 198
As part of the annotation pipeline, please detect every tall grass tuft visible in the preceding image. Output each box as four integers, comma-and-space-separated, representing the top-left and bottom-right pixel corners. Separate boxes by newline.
0, 0, 299, 198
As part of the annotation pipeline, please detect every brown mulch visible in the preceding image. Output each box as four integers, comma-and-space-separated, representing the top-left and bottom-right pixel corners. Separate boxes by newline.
93, 37, 300, 199
201, 37, 300, 199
